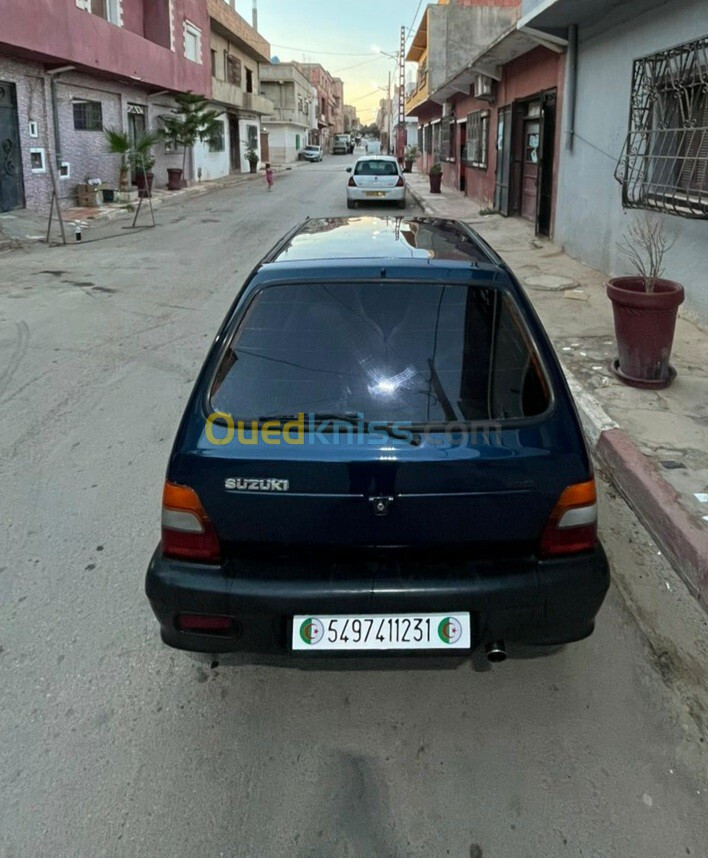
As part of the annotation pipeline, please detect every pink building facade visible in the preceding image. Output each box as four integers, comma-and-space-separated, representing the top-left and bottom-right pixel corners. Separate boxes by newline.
0, 0, 210, 212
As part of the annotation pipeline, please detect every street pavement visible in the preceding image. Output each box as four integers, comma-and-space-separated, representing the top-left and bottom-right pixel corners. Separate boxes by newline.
0, 154, 707, 858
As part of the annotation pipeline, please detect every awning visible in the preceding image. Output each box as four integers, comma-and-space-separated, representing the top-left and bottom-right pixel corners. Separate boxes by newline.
517, 0, 633, 39
429, 25, 564, 105
406, 9, 429, 63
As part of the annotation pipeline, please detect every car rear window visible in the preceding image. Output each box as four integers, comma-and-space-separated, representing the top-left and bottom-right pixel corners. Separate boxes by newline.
355, 160, 398, 176
210, 283, 551, 424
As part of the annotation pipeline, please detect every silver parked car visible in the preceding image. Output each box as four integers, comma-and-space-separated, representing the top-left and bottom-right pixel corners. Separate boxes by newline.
299, 145, 323, 162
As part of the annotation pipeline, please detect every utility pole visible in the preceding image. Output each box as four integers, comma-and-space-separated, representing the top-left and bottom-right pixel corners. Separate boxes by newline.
387, 68, 392, 154
398, 25, 406, 162
252, 0, 258, 31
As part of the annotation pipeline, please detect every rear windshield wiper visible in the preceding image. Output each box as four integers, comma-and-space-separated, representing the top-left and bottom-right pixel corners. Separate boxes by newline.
258, 412, 421, 446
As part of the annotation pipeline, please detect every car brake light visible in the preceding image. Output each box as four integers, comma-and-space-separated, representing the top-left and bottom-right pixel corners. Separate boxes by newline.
539, 479, 597, 557
348, 176, 356, 187
161, 481, 221, 563
396, 176, 404, 187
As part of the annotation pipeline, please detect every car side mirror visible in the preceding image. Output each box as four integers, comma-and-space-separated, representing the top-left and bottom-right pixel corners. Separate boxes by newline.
346, 167, 352, 173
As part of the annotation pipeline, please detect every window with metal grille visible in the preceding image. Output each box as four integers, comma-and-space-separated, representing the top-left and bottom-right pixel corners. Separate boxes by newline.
441, 117, 454, 161
465, 110, 489, 168
616, 35, 708, 218
423, 124, 432, 155
225, 53, 241, 87
73, 100, 103, 131
209, 121, 225, 153
432, 122, 442, 161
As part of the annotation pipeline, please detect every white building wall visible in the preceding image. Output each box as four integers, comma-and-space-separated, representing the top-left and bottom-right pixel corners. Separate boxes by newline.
265, 123, 308, 163
192, 112, 230, 181
239, 117, 261, 167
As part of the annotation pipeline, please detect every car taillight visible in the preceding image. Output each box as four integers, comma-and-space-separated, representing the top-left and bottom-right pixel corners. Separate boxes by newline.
161, 481, 221, 563
348, 176, 357, 187
539, 479, 597, 557
396, 176, 405, 187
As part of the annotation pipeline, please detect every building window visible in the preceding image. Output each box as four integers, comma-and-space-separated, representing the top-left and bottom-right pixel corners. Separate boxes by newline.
209, 121, 225, 152
616, 35, 708, 218
73, 100, 103, 131
441, 117, 455, 161
423, 124, 432, 155
88, 0, 121, 25
211, 49, 217, 77
225, 53, 241, 87
247, 124, 258, 149
28, 121, 38, 138
29, 148, 46, 173
245, 68, 254, 94
59, 162, 71, 179
432, 122, 442, 160
183, 21, 201, 63
465, 110, 489, 168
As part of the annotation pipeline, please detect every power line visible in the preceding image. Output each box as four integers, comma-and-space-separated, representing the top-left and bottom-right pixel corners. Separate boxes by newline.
332, 56, 390, 74
270, 43, 394, 58
405, 0, 425, 43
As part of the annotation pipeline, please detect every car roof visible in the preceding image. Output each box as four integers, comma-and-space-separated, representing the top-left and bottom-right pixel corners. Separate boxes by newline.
262, 217, 500, 266
355, 155, 397, 161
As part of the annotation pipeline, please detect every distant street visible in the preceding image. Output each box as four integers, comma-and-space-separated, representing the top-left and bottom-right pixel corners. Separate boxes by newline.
1, 155, 707, 857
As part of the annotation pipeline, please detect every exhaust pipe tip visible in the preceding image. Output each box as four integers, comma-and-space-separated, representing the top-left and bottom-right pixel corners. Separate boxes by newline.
486, 640, 507, 663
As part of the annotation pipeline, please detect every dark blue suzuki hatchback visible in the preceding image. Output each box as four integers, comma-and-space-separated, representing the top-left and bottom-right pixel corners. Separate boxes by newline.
146, 217, 609, 660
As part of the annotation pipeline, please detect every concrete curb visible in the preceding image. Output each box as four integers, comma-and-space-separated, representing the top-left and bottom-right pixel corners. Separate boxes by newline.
410, 187, 708, 610
565, 361, 708, 611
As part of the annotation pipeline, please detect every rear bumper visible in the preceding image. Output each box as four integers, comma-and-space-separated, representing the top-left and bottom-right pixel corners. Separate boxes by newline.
145, 546, 610, 655
347, 186, 406, 202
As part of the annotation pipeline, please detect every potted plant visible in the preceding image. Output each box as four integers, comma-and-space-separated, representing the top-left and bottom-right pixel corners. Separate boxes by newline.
404, 145, 419, 173
607, 214, 683, 388
245, 145, 259, 174
159, 91, 223, 190
104, 128, 131, 191
130, 131, 160, 198
429, 162, 442, 194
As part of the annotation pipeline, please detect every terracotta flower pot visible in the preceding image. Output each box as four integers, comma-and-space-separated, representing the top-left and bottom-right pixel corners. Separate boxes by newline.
167, 167, 183, 191
429, 172, 442, 193
248, 160, 258, 174
606, 276, 684, 389
135, 170, 154, 198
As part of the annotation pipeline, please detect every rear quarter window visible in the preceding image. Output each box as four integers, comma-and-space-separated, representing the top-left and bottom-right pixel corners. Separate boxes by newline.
210, 282, 551, 425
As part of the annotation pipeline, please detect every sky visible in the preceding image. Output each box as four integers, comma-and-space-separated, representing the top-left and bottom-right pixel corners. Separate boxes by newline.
255, 0, 424, 124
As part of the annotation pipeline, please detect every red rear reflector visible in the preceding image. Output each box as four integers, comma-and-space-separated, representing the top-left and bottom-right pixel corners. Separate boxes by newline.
162, 481, 221, 563
348, 176, 356, 187
177, 613, 233, 632
539, 479, 598, 557
396, 176, 404, 187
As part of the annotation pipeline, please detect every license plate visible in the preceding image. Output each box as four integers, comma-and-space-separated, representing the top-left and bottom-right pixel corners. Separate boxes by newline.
366, 191, 386, 198
292, 613, 471, 651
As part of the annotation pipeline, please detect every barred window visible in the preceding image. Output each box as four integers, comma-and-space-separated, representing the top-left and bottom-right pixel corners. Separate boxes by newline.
441, 117, 454, 160
424, 124, 432, 155
209, 120, 225, 153
225, 53, 242, 87
465, 111, 489, 168
73, 100, 103, 131
432, 122, 442, 160
616, 35, 708, 218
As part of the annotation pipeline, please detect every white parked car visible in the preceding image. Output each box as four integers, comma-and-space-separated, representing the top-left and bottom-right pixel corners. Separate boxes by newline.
346, 156, 406, 210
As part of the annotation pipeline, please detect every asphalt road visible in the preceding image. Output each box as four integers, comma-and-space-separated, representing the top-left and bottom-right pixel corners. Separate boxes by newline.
1, 154, 707, 858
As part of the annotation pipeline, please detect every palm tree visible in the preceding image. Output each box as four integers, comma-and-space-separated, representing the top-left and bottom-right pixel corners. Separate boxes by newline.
104, 128, 131, 190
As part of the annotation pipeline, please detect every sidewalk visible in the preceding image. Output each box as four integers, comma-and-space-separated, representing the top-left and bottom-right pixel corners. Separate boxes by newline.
0, 163, 298, 246
408, 171, 708, 609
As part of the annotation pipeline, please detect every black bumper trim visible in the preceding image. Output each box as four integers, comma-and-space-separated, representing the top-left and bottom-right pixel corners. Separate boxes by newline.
145, 546, 610, 654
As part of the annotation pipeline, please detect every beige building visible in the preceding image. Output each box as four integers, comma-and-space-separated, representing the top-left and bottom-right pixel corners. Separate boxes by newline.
197, 0, 273, 178
260, 63, 316, 163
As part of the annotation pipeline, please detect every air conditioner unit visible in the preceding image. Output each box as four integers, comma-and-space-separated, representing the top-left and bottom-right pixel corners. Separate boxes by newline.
475, 74, 496, 103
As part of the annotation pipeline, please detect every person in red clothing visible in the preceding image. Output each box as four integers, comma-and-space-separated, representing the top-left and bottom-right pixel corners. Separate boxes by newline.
265, 163, 274, 191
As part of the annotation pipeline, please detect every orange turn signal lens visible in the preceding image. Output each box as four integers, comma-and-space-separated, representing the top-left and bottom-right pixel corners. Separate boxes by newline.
540, 479, 598, 558
161, 481, 221, 563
